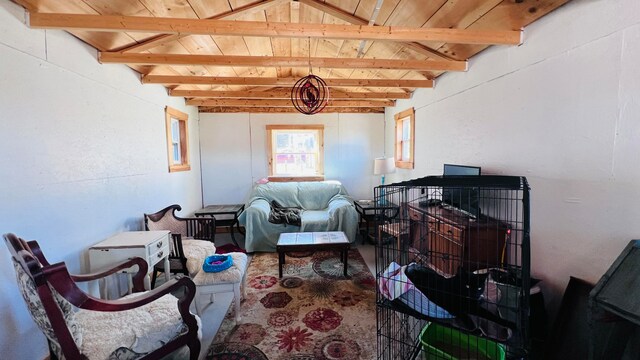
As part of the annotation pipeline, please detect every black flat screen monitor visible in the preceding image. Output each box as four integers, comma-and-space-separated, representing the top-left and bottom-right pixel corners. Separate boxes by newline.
442, 164, 481, 218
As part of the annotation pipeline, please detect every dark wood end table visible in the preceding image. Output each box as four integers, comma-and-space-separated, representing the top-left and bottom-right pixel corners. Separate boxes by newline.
276, 231, 350, 278
354, 200, 400, 244
194, 204, 245, 247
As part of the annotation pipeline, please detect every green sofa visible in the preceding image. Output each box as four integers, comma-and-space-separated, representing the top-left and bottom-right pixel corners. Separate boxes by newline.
239, 181, 358, 252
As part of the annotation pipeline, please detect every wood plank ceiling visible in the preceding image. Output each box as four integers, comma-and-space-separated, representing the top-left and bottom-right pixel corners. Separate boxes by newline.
14, 0, 570, 114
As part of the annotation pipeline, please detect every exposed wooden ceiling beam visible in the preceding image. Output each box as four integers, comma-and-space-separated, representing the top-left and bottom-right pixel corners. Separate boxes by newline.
143, 75, 434, 88
118, 0, 289, 53
187, 99, 394, 107
298, 0, 456, 61
170, 88, 411, 99
29, 13, 522, 46
199, 106, 385, 113
100, 53, 466, 71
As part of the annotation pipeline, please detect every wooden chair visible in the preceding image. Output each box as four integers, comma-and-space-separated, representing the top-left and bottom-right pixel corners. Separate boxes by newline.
4, 233, 201, 360
144, 204, 216, 288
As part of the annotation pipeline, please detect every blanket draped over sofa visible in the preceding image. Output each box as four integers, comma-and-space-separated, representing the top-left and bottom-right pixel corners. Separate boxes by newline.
239, 181, 358, 252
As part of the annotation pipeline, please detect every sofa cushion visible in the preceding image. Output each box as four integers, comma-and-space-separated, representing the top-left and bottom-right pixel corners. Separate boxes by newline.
297, 181, 346, 209
301, 210, 331, 228
251, 182, 302, 208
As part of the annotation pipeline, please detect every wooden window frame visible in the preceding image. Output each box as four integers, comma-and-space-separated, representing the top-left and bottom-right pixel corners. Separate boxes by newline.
394, 107, 415, 169
266, 124, 324, 182
165, 106, 191, 172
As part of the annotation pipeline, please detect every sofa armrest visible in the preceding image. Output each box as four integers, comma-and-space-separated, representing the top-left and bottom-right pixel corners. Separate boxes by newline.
327, 195, 354, 216
246, 198, 271, 217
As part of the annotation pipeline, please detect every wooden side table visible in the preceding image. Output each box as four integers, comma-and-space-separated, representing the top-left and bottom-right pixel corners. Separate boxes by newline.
88, 231, 170, 298
276, 231, 350, 278
195, 204, 245, 247
354, 200, 400, 244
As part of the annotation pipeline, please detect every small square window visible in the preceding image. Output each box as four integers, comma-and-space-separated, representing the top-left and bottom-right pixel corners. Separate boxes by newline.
394, 107, 415, 169
267, 125, 324, 182
165, 107, 190, 172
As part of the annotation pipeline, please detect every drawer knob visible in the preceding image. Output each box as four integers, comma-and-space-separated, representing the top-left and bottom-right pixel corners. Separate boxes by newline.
157, 241, 163, 248
157, 251, 164, 258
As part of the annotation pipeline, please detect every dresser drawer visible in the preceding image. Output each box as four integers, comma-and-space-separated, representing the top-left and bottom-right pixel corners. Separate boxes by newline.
428, 231, 462, 275
148, 246, 169, 267
439, 223, 463, 246
409, 208, 423, 221
147, 235, 168, 257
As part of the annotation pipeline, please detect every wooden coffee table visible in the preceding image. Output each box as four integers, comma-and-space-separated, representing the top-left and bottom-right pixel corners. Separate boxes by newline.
276, 231, 350, 278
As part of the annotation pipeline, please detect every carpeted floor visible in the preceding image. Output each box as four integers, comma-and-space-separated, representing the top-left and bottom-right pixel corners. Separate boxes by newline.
205, 249, 378, 360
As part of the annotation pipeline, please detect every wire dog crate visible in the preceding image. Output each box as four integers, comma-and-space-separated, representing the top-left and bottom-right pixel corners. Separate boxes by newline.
375, 175, 530, 360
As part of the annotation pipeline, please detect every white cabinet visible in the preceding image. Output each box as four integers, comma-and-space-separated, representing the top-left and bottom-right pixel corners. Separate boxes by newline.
89, 231, 170, 297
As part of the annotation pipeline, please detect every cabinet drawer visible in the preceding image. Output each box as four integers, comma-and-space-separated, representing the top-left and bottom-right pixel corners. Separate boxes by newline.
148, 245, 169, 267
439, 223, 463, 246
147, 235, 168, 256
409, 209, 423, 221
428, 231, 463, 276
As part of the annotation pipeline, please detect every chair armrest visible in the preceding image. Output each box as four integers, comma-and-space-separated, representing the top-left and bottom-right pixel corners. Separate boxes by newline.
46, 261, 196, 314
71, 257, 148, 293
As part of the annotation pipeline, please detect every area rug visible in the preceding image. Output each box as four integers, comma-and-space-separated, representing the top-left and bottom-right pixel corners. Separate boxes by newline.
205, 249, 377, 360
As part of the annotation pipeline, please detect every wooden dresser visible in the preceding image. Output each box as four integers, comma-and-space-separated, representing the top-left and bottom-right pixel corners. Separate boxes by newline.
406, 202, 509, 275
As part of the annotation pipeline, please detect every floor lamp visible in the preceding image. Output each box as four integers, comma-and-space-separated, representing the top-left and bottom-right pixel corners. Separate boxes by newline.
374, 157, 396, 205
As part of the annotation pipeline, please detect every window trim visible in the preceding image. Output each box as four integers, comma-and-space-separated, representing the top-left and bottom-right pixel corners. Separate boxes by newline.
394, 107, 415, 169
266, 124, 325, 182
165, 106, 191, 172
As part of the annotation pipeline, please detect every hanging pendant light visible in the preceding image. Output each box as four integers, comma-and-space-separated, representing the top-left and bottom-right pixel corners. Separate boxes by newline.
291, 38, 330, 115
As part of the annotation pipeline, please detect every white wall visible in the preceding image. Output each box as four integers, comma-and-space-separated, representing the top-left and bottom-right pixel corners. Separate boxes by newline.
0, 2, 203, 358
199, 112, 385, 203
383, 0, 640, 318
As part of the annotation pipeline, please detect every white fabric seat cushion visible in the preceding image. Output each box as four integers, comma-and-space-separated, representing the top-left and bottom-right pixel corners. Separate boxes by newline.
182, 238, 216, 276
192, 252, 248, 285
76, 292, 201, 360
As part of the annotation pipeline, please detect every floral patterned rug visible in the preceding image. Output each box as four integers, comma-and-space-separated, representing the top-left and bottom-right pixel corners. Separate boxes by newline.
205, 249, 377, 360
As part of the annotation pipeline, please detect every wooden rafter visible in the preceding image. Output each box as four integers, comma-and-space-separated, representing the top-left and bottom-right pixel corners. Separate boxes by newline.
298, 0, 456, 61
101, 53, 466, 71
118, 0, 289, 53
186, 99, 395, 107
143, 75, 434, 88
29, 13, 523, 46
199, 106, 385, 113
170, 88, 411, 99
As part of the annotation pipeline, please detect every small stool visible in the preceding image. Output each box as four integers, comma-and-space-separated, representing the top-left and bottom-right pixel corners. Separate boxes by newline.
192, 252, 248, 322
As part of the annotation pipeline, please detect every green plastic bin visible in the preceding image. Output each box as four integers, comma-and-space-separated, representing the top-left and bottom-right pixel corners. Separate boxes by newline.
419, 323, 506, 360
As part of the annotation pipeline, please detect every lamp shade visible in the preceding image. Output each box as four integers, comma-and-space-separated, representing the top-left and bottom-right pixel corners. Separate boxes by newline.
374, 157, 396, 175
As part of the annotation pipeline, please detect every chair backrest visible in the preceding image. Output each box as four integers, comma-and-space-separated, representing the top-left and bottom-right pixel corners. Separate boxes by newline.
144, 204, 188, 237
144, 204, 215, 242
4, 233, 84, 359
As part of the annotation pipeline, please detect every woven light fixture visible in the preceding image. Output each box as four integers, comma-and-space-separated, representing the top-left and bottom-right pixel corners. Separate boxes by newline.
291, 39, 330, 115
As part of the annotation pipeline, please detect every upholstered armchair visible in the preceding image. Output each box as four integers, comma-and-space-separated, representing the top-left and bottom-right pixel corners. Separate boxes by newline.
4, 233, 201, 360
144, 204, 216, 288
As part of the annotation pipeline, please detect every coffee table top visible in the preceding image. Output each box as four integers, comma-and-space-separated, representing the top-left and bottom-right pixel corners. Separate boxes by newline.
277, 231, 348, 247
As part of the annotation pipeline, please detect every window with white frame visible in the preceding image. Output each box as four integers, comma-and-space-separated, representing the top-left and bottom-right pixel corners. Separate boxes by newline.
267, 125, 324, 181
165, 107, 190, 172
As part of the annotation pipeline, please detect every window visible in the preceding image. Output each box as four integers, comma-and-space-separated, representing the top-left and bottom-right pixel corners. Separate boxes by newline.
267, 125, 324, 181
394, 107, 415, 169
165, 106, 190, 172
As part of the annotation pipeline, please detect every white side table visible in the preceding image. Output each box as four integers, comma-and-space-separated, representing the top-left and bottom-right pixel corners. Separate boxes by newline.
89, 231, 171, 298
